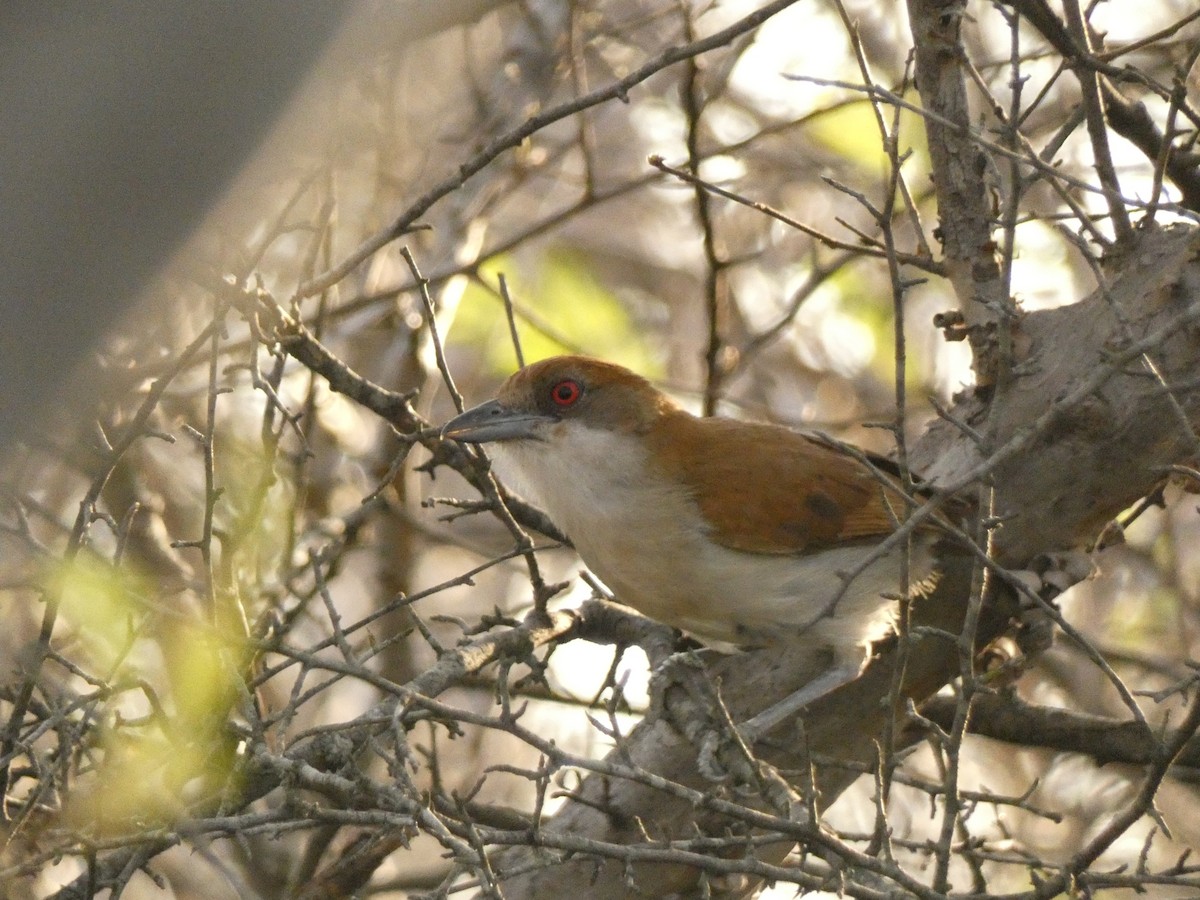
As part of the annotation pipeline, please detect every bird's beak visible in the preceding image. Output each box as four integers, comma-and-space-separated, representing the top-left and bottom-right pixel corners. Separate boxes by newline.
440, 399, 553, 443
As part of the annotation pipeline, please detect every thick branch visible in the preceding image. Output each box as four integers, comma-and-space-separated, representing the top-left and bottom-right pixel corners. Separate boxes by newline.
913, 224, 1200, 562
907, 0, 1008, 382
920, 692, 1200, 772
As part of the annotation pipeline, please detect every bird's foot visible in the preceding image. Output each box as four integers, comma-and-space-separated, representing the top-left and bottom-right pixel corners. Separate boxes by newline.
652, 649, 811, 815
1006, 549, 1094, 601
649, 647, 715, 716
1030, 549, 1095, 596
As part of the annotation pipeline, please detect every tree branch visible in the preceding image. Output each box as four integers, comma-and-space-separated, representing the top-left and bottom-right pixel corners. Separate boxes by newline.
920, 691, 1200, 772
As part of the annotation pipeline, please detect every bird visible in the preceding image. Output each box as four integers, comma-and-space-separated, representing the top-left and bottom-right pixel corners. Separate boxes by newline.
441, 355, 951, 714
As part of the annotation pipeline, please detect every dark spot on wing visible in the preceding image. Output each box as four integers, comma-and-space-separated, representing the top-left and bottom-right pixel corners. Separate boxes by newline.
805, 490, 845, 527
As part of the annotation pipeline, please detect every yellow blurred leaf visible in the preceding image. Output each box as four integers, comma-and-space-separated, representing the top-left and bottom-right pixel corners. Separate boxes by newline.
808, 94, 929, 180
49, 555, 148, 668
449, 248, 658, 377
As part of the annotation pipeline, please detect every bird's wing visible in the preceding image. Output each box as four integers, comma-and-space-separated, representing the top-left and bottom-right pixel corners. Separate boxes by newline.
649, 413, 922, 555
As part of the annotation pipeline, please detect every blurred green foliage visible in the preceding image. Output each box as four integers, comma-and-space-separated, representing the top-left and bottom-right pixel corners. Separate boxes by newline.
808, 93, 930, 178
450, 248, 660, 377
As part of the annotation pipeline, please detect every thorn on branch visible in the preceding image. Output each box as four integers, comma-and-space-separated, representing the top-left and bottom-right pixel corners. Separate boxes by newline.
934, 309, 968, 341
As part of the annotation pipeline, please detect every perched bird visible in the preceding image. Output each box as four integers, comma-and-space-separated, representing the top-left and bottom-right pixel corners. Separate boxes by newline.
442, 355, 948, 702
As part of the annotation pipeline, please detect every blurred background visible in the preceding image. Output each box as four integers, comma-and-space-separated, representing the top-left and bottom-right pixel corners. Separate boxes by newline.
2, 0, 1199, 896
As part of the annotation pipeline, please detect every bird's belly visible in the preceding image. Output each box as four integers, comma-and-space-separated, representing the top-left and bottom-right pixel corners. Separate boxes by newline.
575, 525, 935, 659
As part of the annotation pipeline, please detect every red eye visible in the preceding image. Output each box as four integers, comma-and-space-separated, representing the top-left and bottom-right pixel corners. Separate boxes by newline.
550, 379, 582, 407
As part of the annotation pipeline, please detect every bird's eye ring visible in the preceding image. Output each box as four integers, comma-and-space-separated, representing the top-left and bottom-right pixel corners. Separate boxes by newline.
550, 379, 582, 407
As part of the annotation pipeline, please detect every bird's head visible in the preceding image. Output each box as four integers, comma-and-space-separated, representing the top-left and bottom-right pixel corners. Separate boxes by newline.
441, 356, 675, 445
